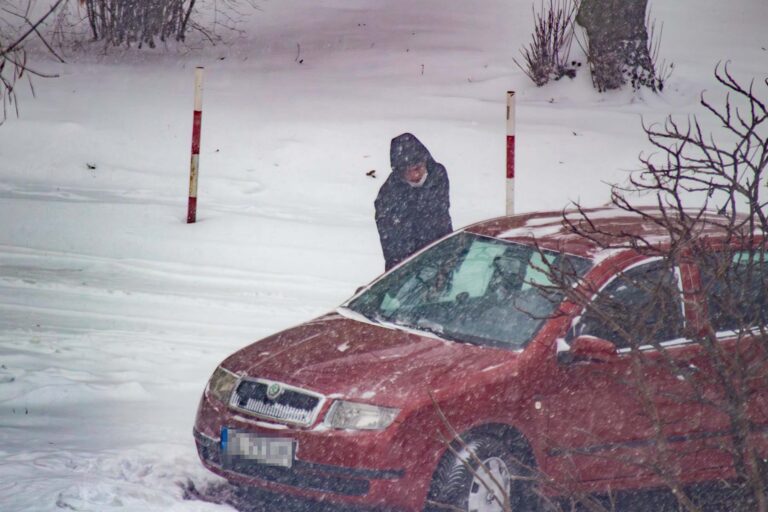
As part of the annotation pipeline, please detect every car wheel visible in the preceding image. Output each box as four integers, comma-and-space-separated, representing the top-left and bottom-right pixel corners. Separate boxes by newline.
424, 433, 541, 512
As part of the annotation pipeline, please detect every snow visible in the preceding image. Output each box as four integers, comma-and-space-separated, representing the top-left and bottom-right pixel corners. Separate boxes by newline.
1, 0, 767, 510
498, 217, 568, 239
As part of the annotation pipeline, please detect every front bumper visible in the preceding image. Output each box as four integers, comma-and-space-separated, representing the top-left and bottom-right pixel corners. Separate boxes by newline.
194, 427, 402, 497
193, 393, 432, 511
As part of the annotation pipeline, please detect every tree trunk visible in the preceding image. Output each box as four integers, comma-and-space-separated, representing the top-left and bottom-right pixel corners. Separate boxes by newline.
576, 0, 656, 91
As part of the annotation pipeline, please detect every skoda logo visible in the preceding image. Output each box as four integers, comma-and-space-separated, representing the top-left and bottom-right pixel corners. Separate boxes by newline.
266, 382, 283, 400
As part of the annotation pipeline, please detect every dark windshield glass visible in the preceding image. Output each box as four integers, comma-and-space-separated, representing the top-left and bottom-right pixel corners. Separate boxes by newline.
345, 233, 592, 350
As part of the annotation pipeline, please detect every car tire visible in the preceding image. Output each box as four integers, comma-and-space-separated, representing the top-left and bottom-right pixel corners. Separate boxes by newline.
424, 433, 542, 512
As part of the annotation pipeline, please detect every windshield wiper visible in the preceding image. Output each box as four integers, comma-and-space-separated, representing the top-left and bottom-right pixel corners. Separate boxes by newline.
345, 307, 477, 346
414, 319, 489, 347
411, 318, 468, 344
416, 318, 444, 334
337, 306, 384, 326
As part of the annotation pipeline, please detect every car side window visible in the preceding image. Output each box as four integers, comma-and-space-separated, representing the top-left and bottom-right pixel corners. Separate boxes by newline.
701, 251, 768, 333
575, 261, 684, 350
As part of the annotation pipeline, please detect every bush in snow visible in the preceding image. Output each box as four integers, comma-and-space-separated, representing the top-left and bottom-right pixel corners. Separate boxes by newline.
79, 0, 195, 48
514, 0, 581, 87
75, 0, 259, 49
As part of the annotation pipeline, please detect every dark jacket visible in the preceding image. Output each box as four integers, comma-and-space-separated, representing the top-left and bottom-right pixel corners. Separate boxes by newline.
375, 133, 453, 270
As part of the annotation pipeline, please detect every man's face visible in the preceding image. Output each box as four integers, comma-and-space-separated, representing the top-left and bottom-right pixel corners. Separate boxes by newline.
404, 162, 427, 185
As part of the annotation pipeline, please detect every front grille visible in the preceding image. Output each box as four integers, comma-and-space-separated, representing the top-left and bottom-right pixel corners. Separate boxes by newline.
230, 379, 323, 427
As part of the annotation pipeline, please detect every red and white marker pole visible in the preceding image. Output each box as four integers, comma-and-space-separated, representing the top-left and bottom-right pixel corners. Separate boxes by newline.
506, 90, 516, 216
187, 66, 204, 224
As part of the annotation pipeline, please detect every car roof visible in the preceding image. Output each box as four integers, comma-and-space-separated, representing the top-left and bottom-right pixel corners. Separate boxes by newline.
463, 207, 752, 260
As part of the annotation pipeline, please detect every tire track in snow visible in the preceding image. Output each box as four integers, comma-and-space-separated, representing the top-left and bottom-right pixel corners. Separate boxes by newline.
0, 183, 372, 226
0, 244, 350, 337
0, 243, 357, 511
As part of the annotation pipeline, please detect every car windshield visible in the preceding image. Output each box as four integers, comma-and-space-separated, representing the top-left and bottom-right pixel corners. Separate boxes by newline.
345, 232, 592, 350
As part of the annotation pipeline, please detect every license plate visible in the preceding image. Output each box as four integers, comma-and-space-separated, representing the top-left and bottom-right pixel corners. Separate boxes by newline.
221, 427, 295, 468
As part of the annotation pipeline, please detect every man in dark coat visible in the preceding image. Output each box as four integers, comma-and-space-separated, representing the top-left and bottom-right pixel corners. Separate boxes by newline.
375, 133, 453, 271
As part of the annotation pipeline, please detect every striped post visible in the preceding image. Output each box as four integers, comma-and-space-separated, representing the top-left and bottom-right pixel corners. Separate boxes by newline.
506, 91, 516, 216
187, 66, 204, 224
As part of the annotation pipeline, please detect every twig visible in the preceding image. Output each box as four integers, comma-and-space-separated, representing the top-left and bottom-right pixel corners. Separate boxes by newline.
0, 0, 66, 57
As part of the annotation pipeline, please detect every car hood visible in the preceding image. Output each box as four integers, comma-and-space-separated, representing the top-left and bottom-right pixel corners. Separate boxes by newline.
221, 312, 519, 406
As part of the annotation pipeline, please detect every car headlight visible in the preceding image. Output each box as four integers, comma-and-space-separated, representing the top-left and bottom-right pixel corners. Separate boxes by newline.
324, 400, 399, 430
207, 366, 239, 404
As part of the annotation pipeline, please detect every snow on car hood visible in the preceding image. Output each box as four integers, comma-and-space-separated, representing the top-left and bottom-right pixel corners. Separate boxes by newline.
220, 313, 519, 406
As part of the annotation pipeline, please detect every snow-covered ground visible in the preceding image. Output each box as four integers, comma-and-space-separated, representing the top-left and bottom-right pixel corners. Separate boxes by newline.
1, 0, 766, 510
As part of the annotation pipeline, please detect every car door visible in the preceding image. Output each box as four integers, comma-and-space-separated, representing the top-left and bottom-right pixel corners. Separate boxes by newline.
543, 259, 691, 483
688, 249, 768, 470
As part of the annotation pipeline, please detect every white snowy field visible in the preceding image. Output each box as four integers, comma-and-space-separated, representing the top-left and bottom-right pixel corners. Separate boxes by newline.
0, 0, 766, 510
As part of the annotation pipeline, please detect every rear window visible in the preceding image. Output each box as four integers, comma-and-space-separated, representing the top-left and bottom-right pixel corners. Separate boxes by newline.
701, 250, 768, 333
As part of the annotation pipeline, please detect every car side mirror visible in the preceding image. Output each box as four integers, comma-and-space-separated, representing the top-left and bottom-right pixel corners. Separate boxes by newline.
558, 335, 618, 364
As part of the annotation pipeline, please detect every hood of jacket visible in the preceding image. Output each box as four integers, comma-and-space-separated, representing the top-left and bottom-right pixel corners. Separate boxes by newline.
390, 133, 434, 183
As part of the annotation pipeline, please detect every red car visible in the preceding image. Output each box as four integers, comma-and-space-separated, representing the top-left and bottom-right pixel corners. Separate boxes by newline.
194, 209, 768, 511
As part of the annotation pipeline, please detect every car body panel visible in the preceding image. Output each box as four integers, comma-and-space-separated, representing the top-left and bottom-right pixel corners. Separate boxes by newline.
219, 314, 522, 406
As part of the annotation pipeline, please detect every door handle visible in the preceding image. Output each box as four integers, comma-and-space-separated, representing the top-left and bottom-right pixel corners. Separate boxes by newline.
674, 362, 700, 379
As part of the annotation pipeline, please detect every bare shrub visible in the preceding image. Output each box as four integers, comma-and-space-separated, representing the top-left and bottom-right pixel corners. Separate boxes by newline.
642, 13, 673, 92
73, 0, 259, 49
514, 0, 581, 87
537, 64, 768, 510
428, 64, 766, 512
0, 0, 66, 123
79, 0, 195, 48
